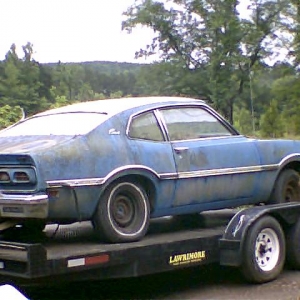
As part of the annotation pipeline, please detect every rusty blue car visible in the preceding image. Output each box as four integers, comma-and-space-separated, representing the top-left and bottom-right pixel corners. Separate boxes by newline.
0, 97, 299, 243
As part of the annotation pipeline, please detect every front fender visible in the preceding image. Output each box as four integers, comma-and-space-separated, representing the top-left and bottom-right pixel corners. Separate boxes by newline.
279, 153, 300, 171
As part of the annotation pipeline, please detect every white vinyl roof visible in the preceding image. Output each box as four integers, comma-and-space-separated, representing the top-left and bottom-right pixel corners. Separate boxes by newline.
37, 96, 205, 116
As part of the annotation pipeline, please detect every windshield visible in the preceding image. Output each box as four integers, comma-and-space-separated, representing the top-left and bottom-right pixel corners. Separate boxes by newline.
0, 112, 109, 137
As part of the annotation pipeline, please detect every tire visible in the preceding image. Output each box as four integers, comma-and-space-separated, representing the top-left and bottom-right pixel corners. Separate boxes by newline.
93, 181, 150, 243
241, 216, 285, 283
269, 169, 300, 204
286, 217, 300, 269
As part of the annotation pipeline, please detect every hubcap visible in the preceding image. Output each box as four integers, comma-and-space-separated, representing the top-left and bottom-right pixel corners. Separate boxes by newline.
255, 228, 280, 271
112, 194, 134, 227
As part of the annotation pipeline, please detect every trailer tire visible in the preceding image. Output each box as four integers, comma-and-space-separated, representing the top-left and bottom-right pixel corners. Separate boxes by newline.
286, 217, 300, 269
269, 169, 300, 204
241, 216, 285, 283
93, 181, 150, 243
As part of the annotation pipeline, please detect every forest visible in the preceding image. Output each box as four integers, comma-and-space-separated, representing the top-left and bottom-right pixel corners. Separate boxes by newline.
0, 0, 299, 138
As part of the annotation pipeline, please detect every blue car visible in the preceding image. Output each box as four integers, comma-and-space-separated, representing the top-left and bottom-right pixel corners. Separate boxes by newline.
0, 97, 299, 243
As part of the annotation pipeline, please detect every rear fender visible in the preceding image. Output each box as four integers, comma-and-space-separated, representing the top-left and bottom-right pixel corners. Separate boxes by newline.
97, 165, 161, 210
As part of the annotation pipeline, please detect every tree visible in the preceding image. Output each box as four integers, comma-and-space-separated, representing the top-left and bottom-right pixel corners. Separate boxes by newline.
0, 43, 47, 115
0, 44, 27, 108
123, 0, 297, 123
290, 0, 300, 68
0, 105, 23, 129
259, 99, 284, 138
270, 73, 300, 136
20, 43, 47, 114
233, 106, 254, 136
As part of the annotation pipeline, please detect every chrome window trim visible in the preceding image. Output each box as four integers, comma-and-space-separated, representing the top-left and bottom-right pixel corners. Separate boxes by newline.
169, 134, 244, 143
158, 106, 235, 142
153, 109, 169, 141
126, 110, 167, 142
126, 102, 239, 141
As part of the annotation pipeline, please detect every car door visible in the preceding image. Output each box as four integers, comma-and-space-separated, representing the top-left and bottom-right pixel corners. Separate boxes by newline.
158, 105, 261, 208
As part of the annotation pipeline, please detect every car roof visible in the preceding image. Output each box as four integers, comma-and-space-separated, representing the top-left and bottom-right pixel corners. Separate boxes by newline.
37, 96, 205, 117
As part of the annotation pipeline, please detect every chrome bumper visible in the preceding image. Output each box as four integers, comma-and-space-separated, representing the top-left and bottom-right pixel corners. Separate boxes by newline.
0, 193, 48, 218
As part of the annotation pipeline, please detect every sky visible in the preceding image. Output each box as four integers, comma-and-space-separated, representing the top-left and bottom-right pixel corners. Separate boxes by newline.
0, 0, 155, 64
0, 0, 256, 65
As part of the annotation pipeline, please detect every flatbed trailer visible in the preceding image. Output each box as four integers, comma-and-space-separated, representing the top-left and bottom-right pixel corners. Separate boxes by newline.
1, 203, 300, 285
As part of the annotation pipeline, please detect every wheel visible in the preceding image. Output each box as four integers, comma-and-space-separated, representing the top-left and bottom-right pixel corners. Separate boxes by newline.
286, 217, 300, 269
93, 181, 150, 243
241, 216, 285, 283
269, 169, 300, 204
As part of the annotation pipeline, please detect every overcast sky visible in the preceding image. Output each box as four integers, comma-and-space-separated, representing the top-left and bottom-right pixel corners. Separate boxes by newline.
1, 0, 253, 64
0, 0, 155, 63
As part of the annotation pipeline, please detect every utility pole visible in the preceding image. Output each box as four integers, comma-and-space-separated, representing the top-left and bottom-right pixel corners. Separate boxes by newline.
249, 68, 255, 134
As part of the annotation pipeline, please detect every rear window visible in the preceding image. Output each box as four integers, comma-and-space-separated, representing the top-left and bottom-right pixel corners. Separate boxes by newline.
0, 112, 109, 137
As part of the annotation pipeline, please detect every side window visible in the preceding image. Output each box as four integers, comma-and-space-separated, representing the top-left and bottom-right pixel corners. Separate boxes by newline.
160, 107, 232, 141
129, 111, 164, 141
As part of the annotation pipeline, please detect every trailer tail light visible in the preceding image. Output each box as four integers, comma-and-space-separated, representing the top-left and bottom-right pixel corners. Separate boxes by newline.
67, 254, 110, 268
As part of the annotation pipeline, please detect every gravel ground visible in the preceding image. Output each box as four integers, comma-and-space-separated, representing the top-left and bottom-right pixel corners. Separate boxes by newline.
20, 264, 300, 300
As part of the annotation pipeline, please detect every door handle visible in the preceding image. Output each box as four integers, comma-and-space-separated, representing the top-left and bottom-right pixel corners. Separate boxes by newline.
174, 147, 189, 153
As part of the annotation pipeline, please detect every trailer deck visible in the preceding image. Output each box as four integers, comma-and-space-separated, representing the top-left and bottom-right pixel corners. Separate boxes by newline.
2, 203, 300, 285
0, 210, 236, 284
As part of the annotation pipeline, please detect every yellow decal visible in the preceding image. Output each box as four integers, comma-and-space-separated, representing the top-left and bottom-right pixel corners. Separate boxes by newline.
169, 251, 206, 266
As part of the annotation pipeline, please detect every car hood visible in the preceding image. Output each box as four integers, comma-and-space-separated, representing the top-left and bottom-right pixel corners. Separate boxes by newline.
0, 135, 75, 154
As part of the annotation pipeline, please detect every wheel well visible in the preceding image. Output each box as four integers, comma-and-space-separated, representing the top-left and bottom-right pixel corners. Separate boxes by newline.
270, 162, 300, 194
268, 163, 300, 204
281, 161, 300, 174
104, 175, 156, 212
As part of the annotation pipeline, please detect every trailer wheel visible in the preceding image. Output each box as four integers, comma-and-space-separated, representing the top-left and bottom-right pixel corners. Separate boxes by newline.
241, 216, 285, 283
93, 181, 150, 243
286, 217, 300, 269
270, 169, 300, 204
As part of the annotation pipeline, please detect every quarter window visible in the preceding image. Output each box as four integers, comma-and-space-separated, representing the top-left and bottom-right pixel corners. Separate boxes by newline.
160, 107, 232, 141
129, 112, 164, 141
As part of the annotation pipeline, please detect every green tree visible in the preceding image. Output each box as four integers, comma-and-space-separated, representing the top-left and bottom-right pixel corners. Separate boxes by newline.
0, 43, 47, 115
0, 105, 23, 129
233, 106, 254, 136
290, 0, 300, 68
270, 74, 300, 136
259, 99, 284, 138
20, 42, 47, 114
0, 44, 26, 107
123, 0, 296, 123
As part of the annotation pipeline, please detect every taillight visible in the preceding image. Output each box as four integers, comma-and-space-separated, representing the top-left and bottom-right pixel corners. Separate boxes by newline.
0, 172, 10, 182
13, 172, 30, 183
0, 168, 36, 185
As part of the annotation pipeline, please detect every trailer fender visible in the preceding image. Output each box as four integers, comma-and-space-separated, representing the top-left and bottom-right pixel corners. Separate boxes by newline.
219, 202, 300, 267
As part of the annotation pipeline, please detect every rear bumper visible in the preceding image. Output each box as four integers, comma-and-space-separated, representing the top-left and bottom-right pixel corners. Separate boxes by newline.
0, 193, 48, 218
